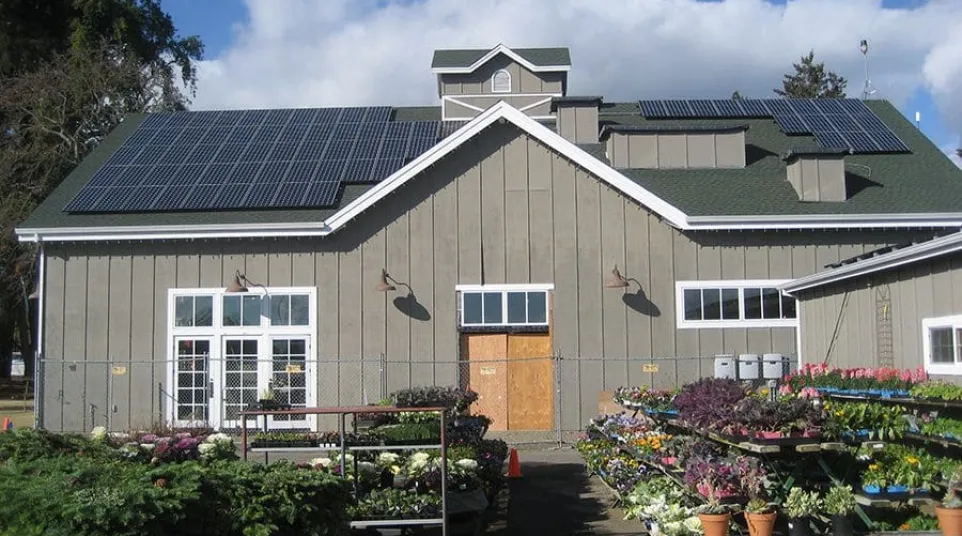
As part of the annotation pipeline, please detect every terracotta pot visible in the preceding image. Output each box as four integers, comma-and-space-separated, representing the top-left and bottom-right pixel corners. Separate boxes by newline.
936, 506, 962, 536
745, 511, 777, 536
699, 512, 731, 536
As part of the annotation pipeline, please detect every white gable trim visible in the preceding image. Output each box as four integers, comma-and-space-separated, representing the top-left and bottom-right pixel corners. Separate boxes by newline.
431, 44, 571, 74
322, 101, 690, 233
780, 231, 962, 295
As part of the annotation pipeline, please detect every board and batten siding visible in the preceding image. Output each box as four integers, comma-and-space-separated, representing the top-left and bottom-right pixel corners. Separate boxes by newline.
40, 123, 928, 432
438, 55, 564, 96
796, 251, 962, 382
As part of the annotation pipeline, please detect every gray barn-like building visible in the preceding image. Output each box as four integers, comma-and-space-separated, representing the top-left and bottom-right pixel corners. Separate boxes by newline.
782, 232, 962, 380
16, 45, 962, 433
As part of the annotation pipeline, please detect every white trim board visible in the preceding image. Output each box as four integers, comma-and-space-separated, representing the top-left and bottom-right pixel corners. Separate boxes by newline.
16, 101, 962, 243
431, 44, 571, 74
780, 231, 962, 295
674, 280, 799, 330
922, 315, 962, 376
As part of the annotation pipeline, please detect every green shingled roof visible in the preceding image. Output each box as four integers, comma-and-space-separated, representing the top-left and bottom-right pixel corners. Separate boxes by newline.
431, 47, 571, 69
600, 100, 962, 217
18, 99, 962, 233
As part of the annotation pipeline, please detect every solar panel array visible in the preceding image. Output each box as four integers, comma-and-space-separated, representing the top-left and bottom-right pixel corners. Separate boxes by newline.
637, 99, 909, 154
65, 107, 450, 213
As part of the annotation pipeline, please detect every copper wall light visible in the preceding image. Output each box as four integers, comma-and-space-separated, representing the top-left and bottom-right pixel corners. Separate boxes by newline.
376, 269, 397, 292
225, 270, 249, 293
605, 265, 630, 289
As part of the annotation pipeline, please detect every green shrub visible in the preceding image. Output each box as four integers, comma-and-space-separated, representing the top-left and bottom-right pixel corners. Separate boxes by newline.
376, 422, 441, 444
0, 456, 351, 536
0, 428, 117, 463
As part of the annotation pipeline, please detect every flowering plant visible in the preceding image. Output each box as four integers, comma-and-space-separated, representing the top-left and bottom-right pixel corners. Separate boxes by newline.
684, 453, 755, 501
614, 386, 678, 412
784, 487, 822, 519
674, 378, 747, 430
784, 363, 926, 395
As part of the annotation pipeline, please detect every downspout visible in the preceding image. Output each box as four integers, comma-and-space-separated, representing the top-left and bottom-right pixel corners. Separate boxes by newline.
34, 239, 46, 429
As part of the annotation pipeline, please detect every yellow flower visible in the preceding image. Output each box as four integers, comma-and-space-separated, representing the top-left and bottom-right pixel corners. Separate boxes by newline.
906, 456, 920, 465
760, 387, 770, 396
868, 464, 879, 471
835, 411, 845, 417
899, 524, 910, 531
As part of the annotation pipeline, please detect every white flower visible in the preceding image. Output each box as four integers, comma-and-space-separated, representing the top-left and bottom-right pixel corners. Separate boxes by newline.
682, 517, 702, 535
310, 457, 333, 468
205, 433, 231, 444
377, 452, 400, 466
140, 443, 156, 451
357, 461, 377, 474
410, 452, 431, 463
90, 426, 107, 441
198, 443, 216, 455
333, 453, 354, 463
455, 458, 478, 471
408, 459, 428, 474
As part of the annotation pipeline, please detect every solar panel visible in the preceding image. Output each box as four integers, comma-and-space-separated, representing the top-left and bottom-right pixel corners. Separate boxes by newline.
824, 113, 861, 133
151, 127, 182, 145
126, 128, 159, 145
90, 186, 131, 211
285, 161, 319, 183
340, 159, 375, 183
184, 144, 219, 164
708, 100, 738, 116
263, 109, 294, 125
664, 100, 694, 117
844, 131, 881, 153
774, 113, 810, 135
153, 186, 192, 210
164, 114, 191, 128
170, 164, 207, 186
186, 111, 222, 127
316, 160, 346, 182
64, 186, 106, 211
181, 185, 223, 209
354, 137, 381, 158
237, 109, 270, 125
438, 121, 465, 139
199, 163, 235, 185
870, 129, 910, 152
251, 125, 283, 144
799, 112, 835, 133
314, 108, 342, 123
331, 122, 360, 139
108, 146, 143, 166
411, 121, 438, 139
290, 108, 319, 124
340, 107, 367, 122
371, 158, 404, 181
214, 111, 243, 126
267, 142, 300, 161
812, 99, 845, 114
272, 183, 309, 207
244, 184, 279, 205
295, 141, 327, 160
814, 132, 850, 150
384, 122, 412, 139
123, 186, 165, 211
226, 125, 258, 143
142, 114, 172, 128
210, 183, 251, 209
240, 144, 271, 162
379, 139, 407, 160
407, 138, 435, 159
638, 100, 667, 118
326, 140, 354, 160
200, 126, 234, 145
361, 107, 393, 123
738, 99, 770, 117
253, 162, 293, 184
276, 123, 309, 142
787, 99, 819, 115
232, 162, 264, 182
302, 180, 340, 206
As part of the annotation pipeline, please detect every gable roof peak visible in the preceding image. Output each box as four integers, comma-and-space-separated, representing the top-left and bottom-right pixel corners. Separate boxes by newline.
431, 45, 571, 73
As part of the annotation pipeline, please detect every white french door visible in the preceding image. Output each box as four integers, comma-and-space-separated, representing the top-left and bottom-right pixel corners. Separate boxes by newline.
173, 338, 213, 426
220, 338, 261, 429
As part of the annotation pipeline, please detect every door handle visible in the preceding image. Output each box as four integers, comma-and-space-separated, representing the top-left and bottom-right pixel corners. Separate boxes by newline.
209, 379, 215, 399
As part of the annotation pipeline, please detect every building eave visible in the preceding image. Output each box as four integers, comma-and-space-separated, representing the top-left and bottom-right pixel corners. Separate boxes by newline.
780, 231, 962, 295
430, 44, 571, 74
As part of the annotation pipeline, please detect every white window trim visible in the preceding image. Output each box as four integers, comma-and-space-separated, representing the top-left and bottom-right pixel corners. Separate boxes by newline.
922, 315, 962, 375
166, 286, 317, 430
675, 280, 798, 329
491, 69, 512, 93
457, 284, 552, 327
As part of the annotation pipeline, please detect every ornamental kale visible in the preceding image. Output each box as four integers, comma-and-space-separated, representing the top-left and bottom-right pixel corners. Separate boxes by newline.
673, 378, 747, 430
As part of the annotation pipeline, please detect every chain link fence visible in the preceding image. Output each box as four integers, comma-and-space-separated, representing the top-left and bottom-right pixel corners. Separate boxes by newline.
35, 353, 795, 443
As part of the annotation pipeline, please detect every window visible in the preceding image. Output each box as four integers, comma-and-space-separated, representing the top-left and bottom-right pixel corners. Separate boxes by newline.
168, 288, 316, 429
923, 315, 962, 375
491, 70, 511, 93
676, 281, 797, 328
458, 284, 552, 327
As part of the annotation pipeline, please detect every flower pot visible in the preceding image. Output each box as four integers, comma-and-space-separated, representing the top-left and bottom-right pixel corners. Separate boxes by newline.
787, 517, 813, 536
887, 485, 909, 494
745, 511, 777, 536
802, 429, 822, 439
698, 512, 731, 536
862, 484, 881, 494
832, 515, 854, 536
757, 431, 783, 439
937, 506, 962, 536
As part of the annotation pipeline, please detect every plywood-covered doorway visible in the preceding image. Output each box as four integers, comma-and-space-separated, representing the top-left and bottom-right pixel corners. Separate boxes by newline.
461, 332, 553, 431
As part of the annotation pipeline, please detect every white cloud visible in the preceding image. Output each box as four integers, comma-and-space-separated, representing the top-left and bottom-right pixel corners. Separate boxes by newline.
192, 0, 962, 141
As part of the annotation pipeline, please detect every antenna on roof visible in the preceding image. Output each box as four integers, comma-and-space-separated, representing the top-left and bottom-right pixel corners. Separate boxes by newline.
859, 39, 877, 100
915, 111, 921, 130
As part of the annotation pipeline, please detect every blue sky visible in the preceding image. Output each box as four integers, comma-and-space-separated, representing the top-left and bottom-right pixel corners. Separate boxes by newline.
162, 0, 960, 158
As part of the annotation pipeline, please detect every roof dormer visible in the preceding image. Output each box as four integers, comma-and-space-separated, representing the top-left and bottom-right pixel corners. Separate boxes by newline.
432, 44, 570, 121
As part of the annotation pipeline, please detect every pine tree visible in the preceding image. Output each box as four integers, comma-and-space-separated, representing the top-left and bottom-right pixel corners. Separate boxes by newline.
731, 90, 743, 100
775, 50, 847, 98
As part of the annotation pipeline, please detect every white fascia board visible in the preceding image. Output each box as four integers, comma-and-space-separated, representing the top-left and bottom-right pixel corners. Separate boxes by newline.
431, 45, 571, 74
780, 231, 962, 295
324, 101, 690, 232
16, 222, 332, 242
686, 213, 962, 230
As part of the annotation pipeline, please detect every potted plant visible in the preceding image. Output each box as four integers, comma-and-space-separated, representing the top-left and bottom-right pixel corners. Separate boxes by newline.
742, 459, 776, 536
697, 479, 732, 536
783, 487, 822, 536
258, 382, 278, 410
861, 462, 887, 494
936, 468, 962, 536
824, 484, 856, 536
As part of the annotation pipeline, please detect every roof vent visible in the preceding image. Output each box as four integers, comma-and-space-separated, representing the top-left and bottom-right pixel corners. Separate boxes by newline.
783, 148, 850, 202
600, 124, 748, 169
552, 96, 602, 144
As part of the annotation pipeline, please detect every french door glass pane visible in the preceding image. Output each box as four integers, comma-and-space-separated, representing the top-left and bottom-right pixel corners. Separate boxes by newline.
930, 328, 954, 364
223, 295, 262, 326
527, 292, 547, 323
175, 339, 209, 422
272, 338, 308, 421
224, 339, 259, 422
781, 294, 797, 319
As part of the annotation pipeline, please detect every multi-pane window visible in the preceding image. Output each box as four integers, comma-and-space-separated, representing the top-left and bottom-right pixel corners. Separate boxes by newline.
459, 286, 551, 327
923, 316, 962, 375
677, 281, 797, 328
168, 288, 315, 429
491, 70, 511, 93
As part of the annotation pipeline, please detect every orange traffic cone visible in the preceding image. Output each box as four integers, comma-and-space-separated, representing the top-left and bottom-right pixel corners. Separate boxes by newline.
506, 447, 522, 478
1, 417, 10, 432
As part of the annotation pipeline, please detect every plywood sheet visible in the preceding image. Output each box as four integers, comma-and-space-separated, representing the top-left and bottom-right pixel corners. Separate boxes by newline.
463, 334, 508, 431
507, 333, 554, 431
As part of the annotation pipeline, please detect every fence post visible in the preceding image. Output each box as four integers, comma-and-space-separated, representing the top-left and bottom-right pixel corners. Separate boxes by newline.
555, 352, 563, 447
34, 355, 44, 429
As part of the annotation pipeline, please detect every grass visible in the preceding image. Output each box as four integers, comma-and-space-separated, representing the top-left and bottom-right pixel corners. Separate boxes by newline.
0, 400, 34, 430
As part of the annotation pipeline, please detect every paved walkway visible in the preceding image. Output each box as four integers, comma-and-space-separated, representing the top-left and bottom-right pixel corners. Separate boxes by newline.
485, 447, 643, 535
